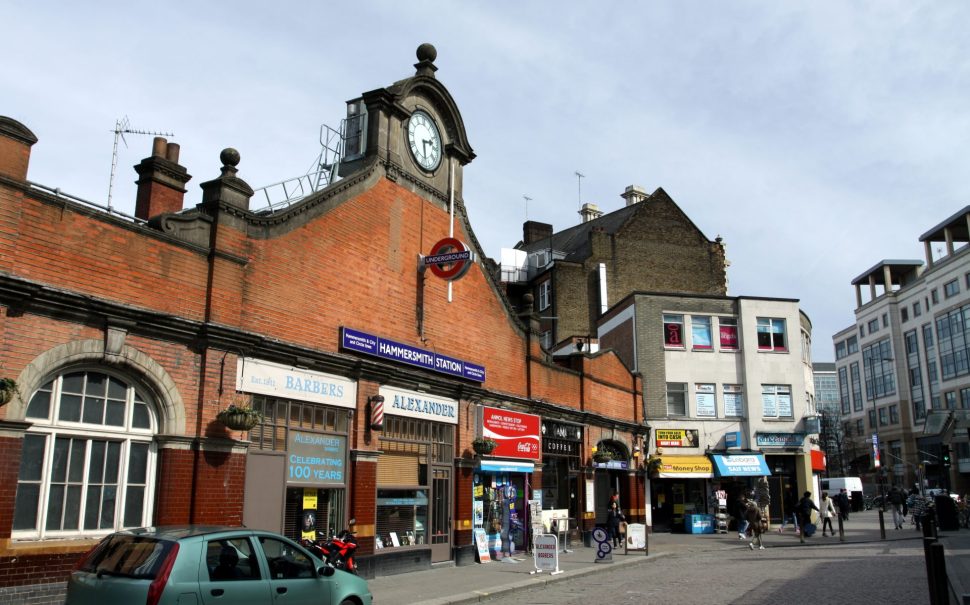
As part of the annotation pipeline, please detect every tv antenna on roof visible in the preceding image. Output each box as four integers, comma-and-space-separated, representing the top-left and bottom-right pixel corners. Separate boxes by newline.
523, 195, 532, 220
108, 116, 174, 212
574, 170, 585, 209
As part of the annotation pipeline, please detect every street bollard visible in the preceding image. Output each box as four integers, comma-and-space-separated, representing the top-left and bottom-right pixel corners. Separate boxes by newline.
878, 507, 886, 540
837, 515, 844, 542
923, 536, 937, 605
929, 542, 948, 605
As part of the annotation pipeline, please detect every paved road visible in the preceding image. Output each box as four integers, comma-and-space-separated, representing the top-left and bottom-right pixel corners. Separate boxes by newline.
475, 535, 930, 605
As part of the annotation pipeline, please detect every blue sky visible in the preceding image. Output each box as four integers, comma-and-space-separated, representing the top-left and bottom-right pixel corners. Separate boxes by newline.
5, 1, 970, 362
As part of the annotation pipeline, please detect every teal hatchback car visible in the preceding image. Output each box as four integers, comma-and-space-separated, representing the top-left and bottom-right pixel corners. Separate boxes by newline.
65, 526, 373, 605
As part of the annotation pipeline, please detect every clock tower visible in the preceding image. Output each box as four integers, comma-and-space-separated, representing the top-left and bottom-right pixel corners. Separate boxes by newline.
337, 43, 475, 209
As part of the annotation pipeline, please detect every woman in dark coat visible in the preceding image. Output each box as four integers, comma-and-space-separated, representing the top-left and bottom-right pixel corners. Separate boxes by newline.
607, 494, 623, 547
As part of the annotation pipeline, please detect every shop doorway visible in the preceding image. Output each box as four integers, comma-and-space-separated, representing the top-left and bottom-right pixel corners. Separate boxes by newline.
430, 466, 452, 562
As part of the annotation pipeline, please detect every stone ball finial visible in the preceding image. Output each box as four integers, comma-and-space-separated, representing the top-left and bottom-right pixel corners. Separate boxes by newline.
416, 43, 437, 63
220, 148, 240, 167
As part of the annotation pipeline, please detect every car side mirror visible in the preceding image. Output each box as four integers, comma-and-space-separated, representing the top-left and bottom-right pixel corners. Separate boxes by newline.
318, 566, 335, 577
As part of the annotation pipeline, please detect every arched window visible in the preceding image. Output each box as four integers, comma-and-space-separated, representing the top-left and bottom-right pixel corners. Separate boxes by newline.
13, 369, 157, 540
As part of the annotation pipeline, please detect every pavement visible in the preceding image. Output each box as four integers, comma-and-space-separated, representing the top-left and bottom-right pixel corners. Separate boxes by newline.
366, 510, 970, 605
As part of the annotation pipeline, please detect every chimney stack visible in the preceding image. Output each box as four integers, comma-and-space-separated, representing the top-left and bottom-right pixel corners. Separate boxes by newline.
621, 184, 648, 206
0, 116, 38, 181
523, 220, 553, 245
134, 137, 191, 220
579, 202, 603, 223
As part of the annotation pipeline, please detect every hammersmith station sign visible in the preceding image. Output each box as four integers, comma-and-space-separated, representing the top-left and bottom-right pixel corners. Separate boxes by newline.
342, 327, 486, 382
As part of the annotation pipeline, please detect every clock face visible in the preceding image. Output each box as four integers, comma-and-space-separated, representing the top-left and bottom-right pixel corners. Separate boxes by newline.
407, 110, 442, 171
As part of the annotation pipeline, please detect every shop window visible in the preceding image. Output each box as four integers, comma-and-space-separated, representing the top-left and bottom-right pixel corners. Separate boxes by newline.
691, 316, 712, 350
718, 317, 739, 351
663, 315, 684, 348
723, 384, 744, 417
375, 489, 428, 548
666, 382, 687, 416
756, 318, 787, 352
250, 397, 349, 452
761, 384, 793, 418
374, 416, 451, 549
694, 383, 716, 417
14, 370, 156, 540
283, 487, 344, 544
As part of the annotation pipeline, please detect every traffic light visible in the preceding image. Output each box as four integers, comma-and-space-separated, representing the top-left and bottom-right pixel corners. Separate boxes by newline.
941, 444, 951, 468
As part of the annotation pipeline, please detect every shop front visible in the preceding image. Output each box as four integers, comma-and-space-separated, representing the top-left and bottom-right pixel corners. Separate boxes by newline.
710, 453, 772, 523
472, 406, 540, 560
239, 358, 355, 541
755, 432, 808, 521
648, 454, 713, 532
540, 419, 583, 540
374, 385, 457, 563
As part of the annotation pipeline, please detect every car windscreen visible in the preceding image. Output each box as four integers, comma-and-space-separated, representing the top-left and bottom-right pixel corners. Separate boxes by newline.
80, 534, 176, 579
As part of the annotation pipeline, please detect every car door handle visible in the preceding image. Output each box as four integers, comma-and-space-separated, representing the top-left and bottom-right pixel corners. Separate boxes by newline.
211, 588, 225, 596
276, 586, 288, 594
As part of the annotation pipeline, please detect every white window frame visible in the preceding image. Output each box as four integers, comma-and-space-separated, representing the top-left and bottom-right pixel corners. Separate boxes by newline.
718, 317, 739, 351
663, 314, 685, 348
14, 369, 157, 541
723, 384, 744, 417
538, 280, 551, 311
761, 384, 793, 419
666, 382, 687, 417
694, 383, 716, 417
757, 317, 788, 352
691, 316, 713, 351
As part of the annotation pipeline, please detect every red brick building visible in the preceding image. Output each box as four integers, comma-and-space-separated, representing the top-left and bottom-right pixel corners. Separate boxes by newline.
0, 45, 646, 601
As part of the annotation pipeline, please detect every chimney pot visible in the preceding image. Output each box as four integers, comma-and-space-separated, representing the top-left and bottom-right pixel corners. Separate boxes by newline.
134, 138, 191, 220
152, 137, 167, 158
166, 142, 180, 163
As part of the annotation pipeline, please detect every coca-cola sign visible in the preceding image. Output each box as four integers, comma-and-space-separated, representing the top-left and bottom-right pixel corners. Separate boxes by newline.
482, 407, 541, 460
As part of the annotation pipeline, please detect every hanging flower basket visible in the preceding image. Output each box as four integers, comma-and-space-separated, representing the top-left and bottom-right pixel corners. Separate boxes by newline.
472, 437, 498, 456
217, 405, 262, 431
647, 457, 663, 476
592, 450, 614, 464
0, 378, 18, 406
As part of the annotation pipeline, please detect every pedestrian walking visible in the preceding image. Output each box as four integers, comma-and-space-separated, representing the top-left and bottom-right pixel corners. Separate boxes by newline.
797, 491, 819, 544
606, 492, 624, 547
735, 493, 750, 539
837, 488, 851, 521
744, 499, 766, 550
907, 489, 927, 531
820, 492, 837, 536
888, 486, 906, 529
778, 488, 800, 533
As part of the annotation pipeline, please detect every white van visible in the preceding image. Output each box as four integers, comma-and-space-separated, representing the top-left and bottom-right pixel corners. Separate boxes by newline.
820, 477, 865, 510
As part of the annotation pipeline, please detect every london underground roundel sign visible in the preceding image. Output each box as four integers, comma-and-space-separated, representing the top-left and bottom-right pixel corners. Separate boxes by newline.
424, 237, 475, 281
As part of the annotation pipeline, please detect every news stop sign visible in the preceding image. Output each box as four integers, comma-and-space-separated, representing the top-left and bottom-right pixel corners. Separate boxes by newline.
424, 237, 475, 281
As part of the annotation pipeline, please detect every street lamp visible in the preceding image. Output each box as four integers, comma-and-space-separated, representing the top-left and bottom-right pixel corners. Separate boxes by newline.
865, 350, 893, 540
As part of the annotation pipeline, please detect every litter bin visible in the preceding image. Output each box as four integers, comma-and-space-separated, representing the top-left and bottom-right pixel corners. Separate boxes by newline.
935, 495, 959, 531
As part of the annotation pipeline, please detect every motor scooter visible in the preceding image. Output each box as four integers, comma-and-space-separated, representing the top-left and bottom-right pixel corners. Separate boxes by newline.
301, 523, 358, 575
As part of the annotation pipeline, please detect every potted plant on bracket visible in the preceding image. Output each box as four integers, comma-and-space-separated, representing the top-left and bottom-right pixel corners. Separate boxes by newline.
217, 397, 263, 431
0, 377, 20, 406
472, 437, 498, 456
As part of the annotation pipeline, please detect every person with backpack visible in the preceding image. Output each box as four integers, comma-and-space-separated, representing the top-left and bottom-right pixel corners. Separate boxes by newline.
837, 489, 851, 521
797, 491, 819, 544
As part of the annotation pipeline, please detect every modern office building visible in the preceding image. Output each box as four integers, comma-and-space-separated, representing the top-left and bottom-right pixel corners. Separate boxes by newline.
833, 207, 970, 498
